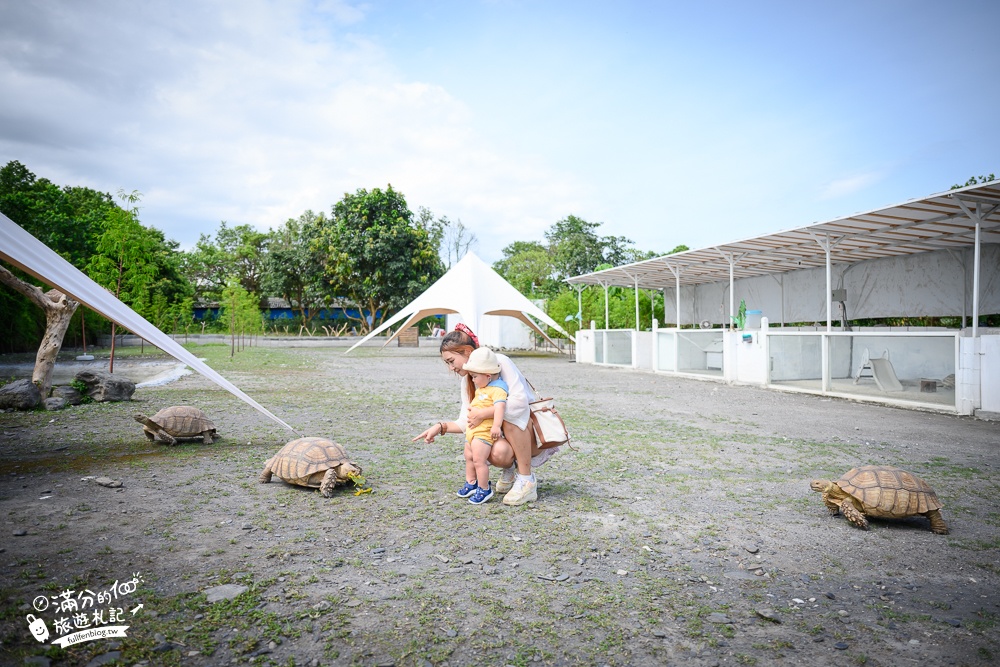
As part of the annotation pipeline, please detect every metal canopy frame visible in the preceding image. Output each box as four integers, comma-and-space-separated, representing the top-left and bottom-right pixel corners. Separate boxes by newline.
568, 181, 1000, 288
567, 181, 1000, 334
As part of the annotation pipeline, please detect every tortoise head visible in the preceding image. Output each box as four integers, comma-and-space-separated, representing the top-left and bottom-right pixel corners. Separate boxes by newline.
810, 479, 834, 493
337, 461, 363, 479
133, 413, 150, 423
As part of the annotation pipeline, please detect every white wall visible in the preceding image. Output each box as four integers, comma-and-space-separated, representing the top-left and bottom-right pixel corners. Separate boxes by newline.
981, 335, 1000, 415
446, 313, 533, 349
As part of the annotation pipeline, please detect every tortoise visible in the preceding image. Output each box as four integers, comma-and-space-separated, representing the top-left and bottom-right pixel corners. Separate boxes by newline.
258, 437, 362, 497
810, 465, 948, 534
134, 406, 218, 445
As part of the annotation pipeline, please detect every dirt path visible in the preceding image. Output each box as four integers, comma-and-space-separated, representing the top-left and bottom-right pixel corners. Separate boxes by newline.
1, 343, 998, 666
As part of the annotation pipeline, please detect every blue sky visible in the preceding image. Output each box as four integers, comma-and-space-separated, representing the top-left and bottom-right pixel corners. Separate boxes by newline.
1, 0, 997, 265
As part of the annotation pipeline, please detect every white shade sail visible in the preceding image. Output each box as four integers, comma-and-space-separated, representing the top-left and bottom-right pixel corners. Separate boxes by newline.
0, 212, 297, 434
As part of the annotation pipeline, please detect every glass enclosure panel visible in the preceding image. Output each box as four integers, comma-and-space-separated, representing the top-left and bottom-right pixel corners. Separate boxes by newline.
677, 330, 724, 375
833, 333, 955, 406
769, 334, 822, 386
768, 332, 956, 408
594, 331, 605, 364
606, 331, 633, 366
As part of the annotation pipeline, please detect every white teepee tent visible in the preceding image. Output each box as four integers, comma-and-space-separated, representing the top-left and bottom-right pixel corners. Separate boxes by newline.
346, 252, 574, 353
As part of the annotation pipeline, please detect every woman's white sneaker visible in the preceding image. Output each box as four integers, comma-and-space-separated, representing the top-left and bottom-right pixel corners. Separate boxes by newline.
496, 466, 517, 494
502, 478, 537, 505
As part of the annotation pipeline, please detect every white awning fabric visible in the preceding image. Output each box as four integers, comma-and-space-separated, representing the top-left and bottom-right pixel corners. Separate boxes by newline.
0, 212, 297, 434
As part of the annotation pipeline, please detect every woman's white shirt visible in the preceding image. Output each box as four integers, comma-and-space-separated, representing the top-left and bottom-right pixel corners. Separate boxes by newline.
456, 352, 536, 431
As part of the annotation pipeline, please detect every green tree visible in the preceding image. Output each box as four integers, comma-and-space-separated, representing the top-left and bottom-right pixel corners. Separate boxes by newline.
951, 174, 996, 189
545, 215, 606, 280
316, 185, 443, 333
219, 277, 263, 355
492, 241, 558, 297
0, 160, 113, 269
262, 211, 330, 327
85, 190, 157, 372
0, 161, 115, 354
181, 221, 269, 302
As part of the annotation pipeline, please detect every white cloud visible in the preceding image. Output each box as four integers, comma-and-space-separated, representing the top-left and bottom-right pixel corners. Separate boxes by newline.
819, 171, 884, 200
0, 0, 590, 262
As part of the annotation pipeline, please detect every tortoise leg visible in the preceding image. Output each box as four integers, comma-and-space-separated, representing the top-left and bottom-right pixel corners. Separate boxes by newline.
319, 469, 338, 498
202, 431, 213, 445
143, 429, 155, 442
925, 509, 949, 535
154, 430, 178, 446
840, 498, 870, 530
822, 492, 840, 515
258, 459, 274, 484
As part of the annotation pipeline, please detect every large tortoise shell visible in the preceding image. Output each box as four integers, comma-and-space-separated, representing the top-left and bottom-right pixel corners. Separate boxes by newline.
837, 465, 942, 518
269, 437, 358, 486
149, 406, 216, 436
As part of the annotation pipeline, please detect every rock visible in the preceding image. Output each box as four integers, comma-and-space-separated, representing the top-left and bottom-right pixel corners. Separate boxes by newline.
0, 379, 41, 410
743, 543, 760, 554
73, 370, 135, 402
43, 397, 67, 411
85, 652, 121, 667
51, 385, 83, 405
834, 642, 849, 650
203, 584, 247, 602
13, 529, 27, 536
706, 613, 732, 624
23, 657, 51, 667
94, 477, 123, 488
755, 609, 781, 623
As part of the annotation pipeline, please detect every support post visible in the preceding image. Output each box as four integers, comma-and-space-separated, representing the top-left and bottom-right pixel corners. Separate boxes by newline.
634, 276, 640, 331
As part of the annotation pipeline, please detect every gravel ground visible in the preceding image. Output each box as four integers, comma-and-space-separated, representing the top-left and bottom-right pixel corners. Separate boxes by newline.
0, 340, 998, 667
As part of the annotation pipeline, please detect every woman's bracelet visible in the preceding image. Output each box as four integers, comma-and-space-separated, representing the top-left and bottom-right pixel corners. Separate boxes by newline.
438, 421, 447, 436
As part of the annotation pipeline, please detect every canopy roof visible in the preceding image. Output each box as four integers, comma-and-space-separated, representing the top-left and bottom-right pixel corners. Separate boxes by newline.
567, 181, 1000, 289
346, 251, 574, 353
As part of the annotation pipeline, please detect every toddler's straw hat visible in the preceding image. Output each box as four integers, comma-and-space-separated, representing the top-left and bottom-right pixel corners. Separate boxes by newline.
463, 347, 501, 375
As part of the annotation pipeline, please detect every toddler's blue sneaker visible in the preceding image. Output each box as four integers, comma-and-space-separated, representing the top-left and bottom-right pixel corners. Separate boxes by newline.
468, 483, 494, 505
456, 480, 478, 498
